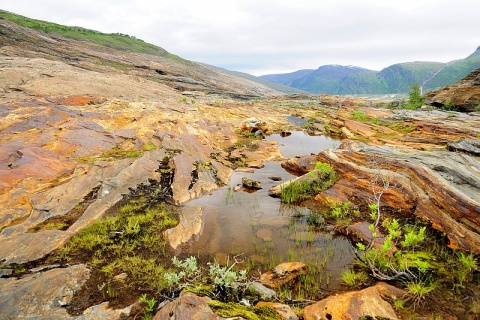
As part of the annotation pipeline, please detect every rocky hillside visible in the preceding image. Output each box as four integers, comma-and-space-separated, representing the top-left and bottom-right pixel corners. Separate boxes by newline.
261, 47, 480, 95
0, 10, 281, 101
425, 67, 480, 112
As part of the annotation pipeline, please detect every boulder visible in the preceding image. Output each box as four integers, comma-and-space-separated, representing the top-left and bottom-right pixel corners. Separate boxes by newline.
304, 282, 405, 320
153, 292, 221, 320
260, 262, 307, 289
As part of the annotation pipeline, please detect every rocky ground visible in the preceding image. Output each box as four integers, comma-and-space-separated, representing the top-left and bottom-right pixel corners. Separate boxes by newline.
1, 15, 480, 320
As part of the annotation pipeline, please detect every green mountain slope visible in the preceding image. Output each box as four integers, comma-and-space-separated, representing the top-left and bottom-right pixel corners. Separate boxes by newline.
422, 47, 480, 91
0, 9, 168, 56
261, 48, 480, 95
291, 65, 372, 93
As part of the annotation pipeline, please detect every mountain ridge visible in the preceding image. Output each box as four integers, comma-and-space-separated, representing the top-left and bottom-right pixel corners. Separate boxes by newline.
261, 49, 480, 95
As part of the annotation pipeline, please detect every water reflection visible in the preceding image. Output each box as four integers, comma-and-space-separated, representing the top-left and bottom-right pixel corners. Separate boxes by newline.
183, 131, 353, 292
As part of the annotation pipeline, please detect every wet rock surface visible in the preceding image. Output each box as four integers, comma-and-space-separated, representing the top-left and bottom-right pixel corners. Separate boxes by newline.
304, 282, 405, 320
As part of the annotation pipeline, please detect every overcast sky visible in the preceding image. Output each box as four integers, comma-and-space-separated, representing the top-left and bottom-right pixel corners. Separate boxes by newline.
2, 0, 479, 75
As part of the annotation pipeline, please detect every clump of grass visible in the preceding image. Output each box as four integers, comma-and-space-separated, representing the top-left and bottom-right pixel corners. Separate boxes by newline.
341, 269, 369, 287
280, 162, 337, 204
351, 110, 382, 125
208, 300, 281, 320
52, 197, 178, 293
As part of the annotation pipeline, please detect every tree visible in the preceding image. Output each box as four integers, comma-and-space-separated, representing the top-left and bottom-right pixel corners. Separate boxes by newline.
407, 83, 425, 110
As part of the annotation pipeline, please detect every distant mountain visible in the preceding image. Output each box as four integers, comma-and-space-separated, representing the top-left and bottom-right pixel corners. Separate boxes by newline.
261, 48, 480, 95
205, 65, 305, 94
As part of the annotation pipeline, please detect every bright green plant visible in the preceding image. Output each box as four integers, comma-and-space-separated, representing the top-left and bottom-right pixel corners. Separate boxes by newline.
341, 269, 369, 287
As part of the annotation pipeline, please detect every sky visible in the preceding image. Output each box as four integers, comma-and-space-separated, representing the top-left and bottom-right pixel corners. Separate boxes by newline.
2, 0, 479, 76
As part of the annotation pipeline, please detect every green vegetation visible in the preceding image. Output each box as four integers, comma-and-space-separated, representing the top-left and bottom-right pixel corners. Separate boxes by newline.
54, 197, 178, 293
280, 162, 338, 204
0, 9, 168, 56
208, 301, 281, 320
341, 269, 369, 287
406, 83, 425, 110
351, 110, 382, 124
138, 294, 157, 320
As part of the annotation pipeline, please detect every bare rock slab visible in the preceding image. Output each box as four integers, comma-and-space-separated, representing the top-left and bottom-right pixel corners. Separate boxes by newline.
0, 264, 90, 319
304, 282, 405, 320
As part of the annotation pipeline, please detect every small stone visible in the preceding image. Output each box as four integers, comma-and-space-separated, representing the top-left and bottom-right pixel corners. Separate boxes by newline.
233, 185, 242, 192
113, 272, 128, 280
268, 176, 282, 181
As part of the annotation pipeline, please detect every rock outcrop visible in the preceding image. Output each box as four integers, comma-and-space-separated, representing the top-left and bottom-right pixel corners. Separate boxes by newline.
425, 67, 480, 112
304, 282, 405, 320
153, 292, 221, 320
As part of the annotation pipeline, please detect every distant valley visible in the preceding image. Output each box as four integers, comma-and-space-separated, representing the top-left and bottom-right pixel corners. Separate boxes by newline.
261, 48, 480, 95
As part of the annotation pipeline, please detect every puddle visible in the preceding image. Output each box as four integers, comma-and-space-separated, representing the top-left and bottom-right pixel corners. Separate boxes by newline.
184, 130, 352, 293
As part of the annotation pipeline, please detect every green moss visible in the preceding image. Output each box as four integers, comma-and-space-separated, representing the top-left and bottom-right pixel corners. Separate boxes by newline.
183, 284, 215, 296
351, 110, 382, 125
208, 301, 281, 320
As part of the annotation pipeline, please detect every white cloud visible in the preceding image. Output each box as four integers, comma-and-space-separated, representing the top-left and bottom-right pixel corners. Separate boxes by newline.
2, 0, 479, 75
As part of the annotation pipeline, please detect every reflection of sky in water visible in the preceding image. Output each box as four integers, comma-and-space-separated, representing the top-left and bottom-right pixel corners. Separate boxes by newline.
267, 131, 341, 159
184, 131, 353, 291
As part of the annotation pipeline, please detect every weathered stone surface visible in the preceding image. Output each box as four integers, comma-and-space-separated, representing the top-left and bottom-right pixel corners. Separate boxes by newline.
77, 302, 132, 320
447, 139, 480, 156
163, 206, 205, 251
304, 282, 405, 320
153, 292, 221, 320
314, 142, 480, 252
247, 160, 264, 169
235, 167, 255, 173
0, 265, 90, 319
260, 262, 307, 289
256, 302, 298, 320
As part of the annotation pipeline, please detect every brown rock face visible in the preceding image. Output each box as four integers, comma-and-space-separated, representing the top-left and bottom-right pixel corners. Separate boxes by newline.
260, 262, 307, 289
425, 68, 480, 112
314, 142, 480, 253
304, 282, 405, 320
163, 206, 205, 252
153, 292, 221, 320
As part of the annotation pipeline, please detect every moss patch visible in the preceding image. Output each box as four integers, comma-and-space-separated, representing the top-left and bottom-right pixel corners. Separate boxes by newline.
208, 300, 281, 320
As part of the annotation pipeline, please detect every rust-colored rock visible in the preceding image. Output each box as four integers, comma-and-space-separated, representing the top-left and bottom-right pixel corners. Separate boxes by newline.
304, 282, 405, 320
260, 262, 307, 289
347, 221, 398, 256
153, 292, 221, 320
314, 142, 480, 253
